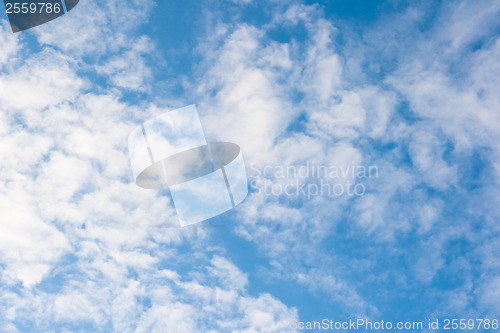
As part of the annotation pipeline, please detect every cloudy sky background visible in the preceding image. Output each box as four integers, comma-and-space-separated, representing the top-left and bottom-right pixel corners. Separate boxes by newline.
1, 0, 500, 331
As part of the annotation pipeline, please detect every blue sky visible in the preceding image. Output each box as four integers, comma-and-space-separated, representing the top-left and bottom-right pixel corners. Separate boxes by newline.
1, 0, 500, 332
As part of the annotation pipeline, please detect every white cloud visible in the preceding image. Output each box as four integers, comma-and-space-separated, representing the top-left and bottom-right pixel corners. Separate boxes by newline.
197, 24, 298, 161
408, 129, 458, 191
0, 21, 20, 67
191, 0, 500, 321
0, 49, 85, 113
1, 0, 500, 330
96, 36, 154, 91
0, 4, 298, 330
0, 193, 71, 288
35, 0, 156, 57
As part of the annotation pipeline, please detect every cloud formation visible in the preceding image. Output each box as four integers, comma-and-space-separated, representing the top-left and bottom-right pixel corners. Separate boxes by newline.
1, 0, 499, 331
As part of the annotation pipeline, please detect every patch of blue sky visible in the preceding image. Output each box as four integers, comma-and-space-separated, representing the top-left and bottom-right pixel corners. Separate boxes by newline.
36, 254, 81, 294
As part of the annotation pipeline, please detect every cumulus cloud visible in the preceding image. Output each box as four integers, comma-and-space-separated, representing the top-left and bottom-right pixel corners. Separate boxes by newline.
0, 0, 299, 331
189, 0, 500, 322
1, 0, 499, 330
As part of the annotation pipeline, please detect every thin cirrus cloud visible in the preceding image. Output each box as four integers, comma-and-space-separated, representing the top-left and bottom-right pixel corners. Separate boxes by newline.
0, 0, 499, 331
